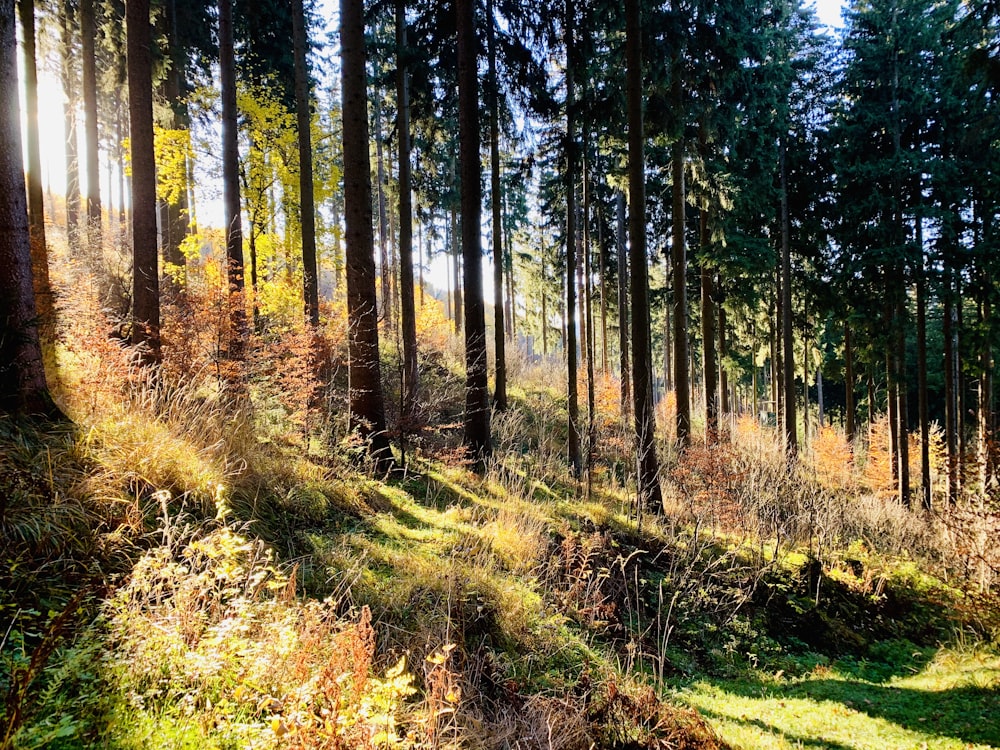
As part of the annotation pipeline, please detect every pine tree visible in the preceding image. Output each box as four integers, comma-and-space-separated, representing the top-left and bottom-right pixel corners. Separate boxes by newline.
0, 0, 58, 417
341, 0, 393, 471
457, 0, 491, 464
127, 0, 160, 364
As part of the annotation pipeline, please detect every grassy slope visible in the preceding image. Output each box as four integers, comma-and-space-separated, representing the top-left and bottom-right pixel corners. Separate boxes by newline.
2, 358, 999, 748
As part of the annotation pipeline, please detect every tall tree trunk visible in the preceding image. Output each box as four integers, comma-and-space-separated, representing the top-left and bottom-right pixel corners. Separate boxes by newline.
583, 144, 596, 472
564, 0, 581, 477
456, 0, 491, 465
897, 305, 910, 506
817, 366, 824, 428
219, 0, 246, 362
626, 0, 662, 512
719, 301, 729, 418
0, 0, 57, 417
487, 0, 507, 411
127, 0, 160, 364
979, 296, 994, 497
597, 197, 608, 375
663, 253, 671, 393
845, 322, 855, 444
671, 136, 689, 446
887, 350, 899, 483
341, 0, 391, 470
17, 0, 51, 334
81, 0, 102, 251
670, 25, 689, 446
449, 160, 462, 333
160, 0, 189, 285
60, 0, 80, 252
780, 139, 796, 455
396, 0, 418, 425
700, 203, 717, 440
916, 215, 930, 509
616, 189, 630, 419
374, 96, 392, 318
292, 0, 319, 326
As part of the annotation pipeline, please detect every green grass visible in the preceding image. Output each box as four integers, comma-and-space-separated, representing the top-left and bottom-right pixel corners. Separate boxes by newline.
675, 645, 1000, 749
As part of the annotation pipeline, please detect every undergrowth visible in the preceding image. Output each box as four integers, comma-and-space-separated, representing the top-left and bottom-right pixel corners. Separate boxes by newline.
2, 235, 999, 749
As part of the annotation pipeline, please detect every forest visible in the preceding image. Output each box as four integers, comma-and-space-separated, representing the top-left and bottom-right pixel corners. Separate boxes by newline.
1, 0, 1000, 746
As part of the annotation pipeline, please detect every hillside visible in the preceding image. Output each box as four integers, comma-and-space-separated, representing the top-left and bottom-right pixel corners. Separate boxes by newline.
2, 306, 998, 748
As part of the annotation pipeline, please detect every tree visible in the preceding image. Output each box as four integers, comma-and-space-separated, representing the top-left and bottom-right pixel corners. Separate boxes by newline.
669, 0, 690, 448
396, 0, 418, 424
564, 0, 581, 476
626, 0, 663, 511
81, 0, 102, 251
0, 0, 57, 417
292, 0, 319, 326
127, 0, 160, 364
60, 0, 81, 253
16, 0, 51, 335
456, 0, 491, 464
219, 0, 246, 360
487, 0, 507, 411
341, 0, 392, 470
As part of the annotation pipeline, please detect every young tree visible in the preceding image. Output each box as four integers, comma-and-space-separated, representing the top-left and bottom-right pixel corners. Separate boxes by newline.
456, 0, 491, 464
127, 0, 160, 363
625, 0, 663, 511
341, 0, 392, 470
0, 0, 57, 417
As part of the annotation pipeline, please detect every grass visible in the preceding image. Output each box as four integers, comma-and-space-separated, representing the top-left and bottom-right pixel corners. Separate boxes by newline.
4, 247, 1000, 747
676, 645, 1000, 749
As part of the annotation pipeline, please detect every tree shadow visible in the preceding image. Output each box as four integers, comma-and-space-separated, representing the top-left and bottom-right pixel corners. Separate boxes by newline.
711, 665, 1000, 748
694, 705, 857, 750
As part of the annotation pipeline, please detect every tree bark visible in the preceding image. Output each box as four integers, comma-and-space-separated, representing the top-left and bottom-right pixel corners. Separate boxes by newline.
60, 0, 80, 253
845, 322, 855, 444
456, 0, 491, 465
700, 203, 717, 439
487, 0, 507, 411
81, 0, 102, 251
0, 0, 57, 417
626, 0, 662, 512
341, 0, 392, 470
127, 0, 160, 364
671, 136, 689, 447
396, 0, 418, 426
916, 215, 930, 509
17, 0, 52, 334
219, 0, 246, 361
564, 0, 581, 477
616, 189, 630, 420
292, 0, 319, 326
160, 0, 189, 284
583, 144, 595, 472
374, 95, 392, 319
780, 139, 796, 456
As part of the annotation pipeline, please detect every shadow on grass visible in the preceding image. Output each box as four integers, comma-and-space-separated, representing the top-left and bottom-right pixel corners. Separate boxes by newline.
704, 664, 1000, 748
694, 706, 856, 749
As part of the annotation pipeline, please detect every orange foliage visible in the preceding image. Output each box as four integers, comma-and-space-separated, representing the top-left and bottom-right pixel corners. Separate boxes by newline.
810, 426, 855, 491
862, 415, 895, 498
667, 441, 743, 525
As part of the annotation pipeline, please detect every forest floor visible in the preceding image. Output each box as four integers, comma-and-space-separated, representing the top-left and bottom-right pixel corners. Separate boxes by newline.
2, 339, 999, 747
